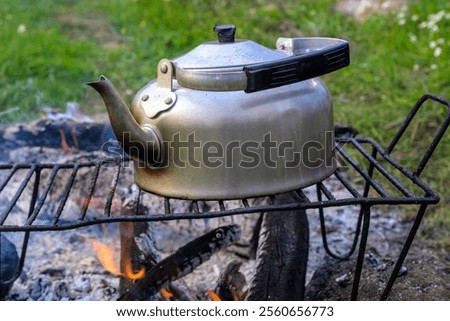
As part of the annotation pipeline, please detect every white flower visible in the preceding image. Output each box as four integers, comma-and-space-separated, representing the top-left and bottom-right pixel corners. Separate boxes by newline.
408, 32, 417, 43
428, 10, 445, 24
398, 18, 406, 25
413, 64, 420, 71
417, 10, 446, 33
434, 47, 442, 57
17, 24, 26, 33
429, 41, 437, 49
430, 64, 437, 70
430, 25, 439, 33
418, 21, 427, 29
411, 15, 419, 22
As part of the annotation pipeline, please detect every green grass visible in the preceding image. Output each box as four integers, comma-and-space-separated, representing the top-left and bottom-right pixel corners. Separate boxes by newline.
0, 0, 449, 242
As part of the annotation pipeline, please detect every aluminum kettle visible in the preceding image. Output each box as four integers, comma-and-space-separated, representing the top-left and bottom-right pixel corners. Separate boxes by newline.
88, 25, 350, 199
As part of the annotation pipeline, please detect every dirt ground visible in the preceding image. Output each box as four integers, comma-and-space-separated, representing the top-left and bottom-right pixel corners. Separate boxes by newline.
306, 237, 450, 300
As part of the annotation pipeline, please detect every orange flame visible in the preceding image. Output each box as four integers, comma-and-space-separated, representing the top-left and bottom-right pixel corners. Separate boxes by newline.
208, 290, 222, 301
208, 289, 248, 301
161, 287, 174, 300
89, 239, 145, 280
89, 239, 120, 275
123, 258, 145, 280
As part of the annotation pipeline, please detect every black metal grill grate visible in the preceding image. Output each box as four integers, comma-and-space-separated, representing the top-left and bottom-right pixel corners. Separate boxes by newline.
0, 137, 441, 232
1, 94, 449, 301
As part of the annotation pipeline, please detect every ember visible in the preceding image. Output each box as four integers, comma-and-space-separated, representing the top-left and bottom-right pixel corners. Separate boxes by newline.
161, 288, 174, 300
208, 290, 221, 301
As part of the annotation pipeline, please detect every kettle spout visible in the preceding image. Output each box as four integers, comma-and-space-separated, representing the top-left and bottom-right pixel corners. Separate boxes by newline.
88, 76, 163, 166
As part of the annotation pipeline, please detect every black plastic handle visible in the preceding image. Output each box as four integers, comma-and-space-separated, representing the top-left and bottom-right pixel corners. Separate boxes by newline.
244, 40, 349, 93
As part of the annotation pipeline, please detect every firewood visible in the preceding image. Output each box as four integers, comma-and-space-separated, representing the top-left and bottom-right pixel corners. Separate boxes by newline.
215, 260, 247, 301
247, 193, 309, 301
118, 224, 241, 300
118, 190, 196, 300
167, 280, 195, 301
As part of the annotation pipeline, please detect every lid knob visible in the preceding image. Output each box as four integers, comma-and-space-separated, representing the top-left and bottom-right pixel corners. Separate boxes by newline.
213, 24, 236, 43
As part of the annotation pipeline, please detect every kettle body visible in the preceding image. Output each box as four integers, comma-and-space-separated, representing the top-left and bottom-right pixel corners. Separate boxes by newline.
89, 25, 349, 199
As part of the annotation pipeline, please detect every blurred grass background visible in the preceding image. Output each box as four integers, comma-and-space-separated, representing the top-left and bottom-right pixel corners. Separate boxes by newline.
0, 0, 448, 245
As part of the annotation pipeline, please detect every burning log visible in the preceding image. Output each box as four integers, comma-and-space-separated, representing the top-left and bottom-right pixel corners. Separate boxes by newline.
247, 193, 309, 301
137, 228, 196, 300
117, 192, 157, 299
214, 260, 247, 301
165, 280, 195, 301
119, 224, 241, 300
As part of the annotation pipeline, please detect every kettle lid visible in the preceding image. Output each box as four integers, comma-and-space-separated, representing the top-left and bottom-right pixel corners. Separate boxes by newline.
172, 25, 289, 91
171, 25, 350, 93
173, 26, 289, 70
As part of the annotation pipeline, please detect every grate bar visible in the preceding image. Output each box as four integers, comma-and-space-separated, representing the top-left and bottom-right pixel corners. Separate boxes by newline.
356, 138, 439, 198
317, 182, 336, 201
386, 94, 450, 177
337, 144, 389, 197
0, 165, 19, 193
268, 195, 276, 205
381, 203, 429, 300
351, 140, 414, 197
52, 165, 79, 226
333, 170, 362, 198
78, 161, 103, 222
0, 165, 37, 225
190, 200, 200, 213
26, 166, 60, 226
104, 164, 121, 217
219, 201, 226, 212
164, 198, 171, 214
317, 184, 363, 260
351, 205, 371, 301
293, 189, 311, 203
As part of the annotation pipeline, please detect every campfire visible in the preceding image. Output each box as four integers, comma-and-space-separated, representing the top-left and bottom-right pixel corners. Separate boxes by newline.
0, 94, 449, 301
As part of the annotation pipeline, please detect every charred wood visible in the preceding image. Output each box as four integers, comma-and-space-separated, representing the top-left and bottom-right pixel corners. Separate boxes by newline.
166, 280, 195, 301
214, 260, 247, 301
118, 193, 160, 300
247, 193, 309, 301
119, 224, 241, 300
118, 192, 196, 300
0, 119, 114, 154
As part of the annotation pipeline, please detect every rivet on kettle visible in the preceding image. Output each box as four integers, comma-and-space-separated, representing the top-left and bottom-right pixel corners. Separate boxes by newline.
160, 64, 168, 74
142, 94, 149, 101
164, 97, 173, 105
